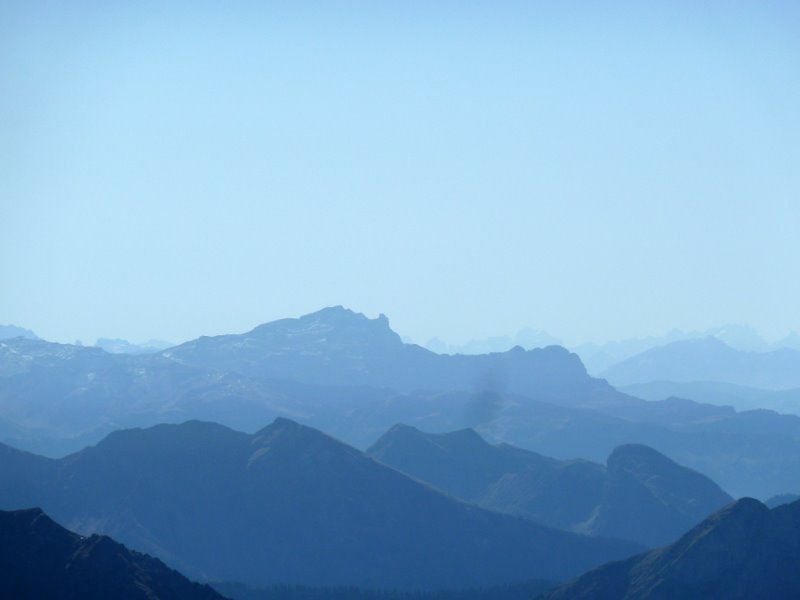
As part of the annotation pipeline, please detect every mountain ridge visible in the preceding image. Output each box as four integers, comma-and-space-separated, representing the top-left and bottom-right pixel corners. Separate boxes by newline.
0, 418, 641, 590
537, 497, 800, 599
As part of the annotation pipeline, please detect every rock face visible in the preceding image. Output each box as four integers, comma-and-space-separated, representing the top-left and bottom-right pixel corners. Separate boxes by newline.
537, 498, 800, 600
0, 508, 225, 600
368, 426, 732, 547
0, 419, 640, 590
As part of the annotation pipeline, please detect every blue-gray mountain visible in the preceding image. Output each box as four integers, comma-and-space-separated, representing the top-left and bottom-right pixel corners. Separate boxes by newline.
0, 418, 640, 590
0, 507, 225, 600
2, 307, 800, 498
602, 337, 800, 390
620, 380, 800, 415
536, 498, 800, 600
367, 426, 732, 547
163, 306, 610, 405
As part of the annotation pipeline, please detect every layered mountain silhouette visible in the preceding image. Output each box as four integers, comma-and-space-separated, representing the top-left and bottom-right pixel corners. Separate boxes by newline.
367, 426, 732, 547
602, 337, 800, 390
537, 498, 800, 600
0, 418, 640, 590
0, 507, 224, 599
3, 307, 800, 498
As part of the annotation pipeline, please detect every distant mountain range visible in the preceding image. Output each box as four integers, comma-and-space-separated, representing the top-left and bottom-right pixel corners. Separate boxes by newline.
94, 337, 174, 354
0, 418, 640, 590
574, 325, 800, 374
424, 328, 562, 355
537, 497, 800, 600
367, 425, 732, 547
2, 307, 800, 499
601, 337, 800, 390
422, 324, 800, 373
0, 507, 224, 600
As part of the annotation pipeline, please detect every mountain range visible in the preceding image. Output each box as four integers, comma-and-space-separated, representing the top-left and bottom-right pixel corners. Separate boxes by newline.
537, 497, 800, 600
367, 425, 732, 547
2, 308, 800, 499
0, 507, 224, 600
0, 418, 640, 590
601, 337, 800, 390
574, 324, 800, 374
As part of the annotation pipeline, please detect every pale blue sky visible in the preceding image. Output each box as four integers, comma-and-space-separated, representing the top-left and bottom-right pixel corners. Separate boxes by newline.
2, 1, 799, 346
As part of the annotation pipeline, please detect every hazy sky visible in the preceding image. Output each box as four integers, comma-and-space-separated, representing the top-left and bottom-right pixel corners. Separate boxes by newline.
2, 1, 799, 346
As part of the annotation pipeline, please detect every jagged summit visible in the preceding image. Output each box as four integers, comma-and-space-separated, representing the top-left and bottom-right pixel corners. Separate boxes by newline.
160, 306, 606, 402
249, 305, 402, 346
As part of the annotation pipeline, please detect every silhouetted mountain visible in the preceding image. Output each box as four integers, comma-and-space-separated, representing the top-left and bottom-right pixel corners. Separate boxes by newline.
4, 309, 800, 499
95, 337, 173, 354
368, 426, 731, 547
601, 337, 800, 390
620, 380, 800, 415
589, 444, 732, 547
0, 419, 640, 590
0, 324, 39, 341
765, 493, 800, 509
164, 306, 614, 406
0, 507, 225, 600
537, 498, 800, 600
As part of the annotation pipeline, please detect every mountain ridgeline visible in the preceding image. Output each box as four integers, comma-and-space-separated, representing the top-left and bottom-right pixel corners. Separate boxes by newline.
0, 418, 641, 590
3, 307, 800, 500
601, 337, 800, 390
537, 498, 800, 600
0, 508, 224, 600
367, 426, 732, 547
163, 306, 611, 404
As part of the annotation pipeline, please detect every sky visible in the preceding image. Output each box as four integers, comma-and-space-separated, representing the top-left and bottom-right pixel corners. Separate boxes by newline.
1, 1, 799, 347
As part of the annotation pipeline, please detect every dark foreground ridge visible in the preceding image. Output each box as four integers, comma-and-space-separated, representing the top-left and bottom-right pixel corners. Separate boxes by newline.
537, 498, 800, 600
0, 508, 225, 600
